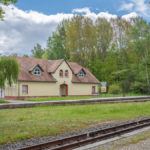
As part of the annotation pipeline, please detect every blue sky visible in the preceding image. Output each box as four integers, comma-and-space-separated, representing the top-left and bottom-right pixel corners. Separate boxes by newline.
14, 0, 119, 14
0, 0, 150, 55
14, 0, 149, 18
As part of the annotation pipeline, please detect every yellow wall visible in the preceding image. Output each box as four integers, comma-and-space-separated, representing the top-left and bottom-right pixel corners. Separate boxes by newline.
5, 83, 18, 96
69, 83, 98, 95
19, 82, 58, 97
5, 60, 99, 97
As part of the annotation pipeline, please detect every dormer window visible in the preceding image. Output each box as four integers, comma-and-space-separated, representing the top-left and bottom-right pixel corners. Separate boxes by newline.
77, 69, 85, 78
32, 66, 42, 76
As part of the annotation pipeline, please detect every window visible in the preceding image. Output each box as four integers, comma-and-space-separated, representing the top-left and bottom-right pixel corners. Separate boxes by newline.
59, 70, 63, 77
92, 86, 96, 94
65, 70, 69, 78
77, 70, 85, 78
32, 66, 42, 76
22, 85, 28, 94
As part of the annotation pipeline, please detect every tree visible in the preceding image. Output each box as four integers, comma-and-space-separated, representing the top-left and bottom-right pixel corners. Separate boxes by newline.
0, 56, 19, 89
0, 0, 17, 18
31, 43, 44, 58
95, 18, 113, 61
43, 21, 67, 60
23, 54, 29, 58
66, 15, 96, 67
129, 18, 150, 93
111, 18, 132, 52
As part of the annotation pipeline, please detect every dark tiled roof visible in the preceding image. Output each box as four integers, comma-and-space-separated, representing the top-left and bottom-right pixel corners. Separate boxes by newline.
16, 57, 99, 84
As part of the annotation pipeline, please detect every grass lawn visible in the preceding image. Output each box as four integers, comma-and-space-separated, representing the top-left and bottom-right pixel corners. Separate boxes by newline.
0, 99, 9, 103
0, 102, 150, 145
25, 93, 147, 102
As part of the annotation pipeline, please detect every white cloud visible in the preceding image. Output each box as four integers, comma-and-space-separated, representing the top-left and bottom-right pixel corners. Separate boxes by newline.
131, 0, 148, 16
119, 3, 134, 11
72, 7, 91, 14
119, 0, 150, 17
0, 5, 138, 55
0, 5, 73, 55
122, 12, 138, 20
97, 12, 117, 20
73, 8, 117, 21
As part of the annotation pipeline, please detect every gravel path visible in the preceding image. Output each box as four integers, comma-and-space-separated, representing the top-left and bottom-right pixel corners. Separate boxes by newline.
117, 139, 150, 150
6, 100, 35, 103
98, 129, 150, 150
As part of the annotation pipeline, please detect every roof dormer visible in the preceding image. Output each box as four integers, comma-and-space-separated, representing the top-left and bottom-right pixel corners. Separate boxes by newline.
77, 69, 86, 78
29, 64, 44, 76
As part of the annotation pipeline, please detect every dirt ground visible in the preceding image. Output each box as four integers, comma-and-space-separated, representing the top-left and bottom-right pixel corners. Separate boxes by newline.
98, 129, 150, 150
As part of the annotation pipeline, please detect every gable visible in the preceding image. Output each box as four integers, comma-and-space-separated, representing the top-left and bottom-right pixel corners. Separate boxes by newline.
31, 66, 42, 76
53, 60, 73, 74
52, 60, 73, 83
77, 69, 86, 78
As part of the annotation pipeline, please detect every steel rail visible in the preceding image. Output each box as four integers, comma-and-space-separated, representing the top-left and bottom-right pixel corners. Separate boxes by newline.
18, 117, 150, 150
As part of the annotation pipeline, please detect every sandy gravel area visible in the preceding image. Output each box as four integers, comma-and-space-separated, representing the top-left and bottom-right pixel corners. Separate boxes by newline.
98, 129, 150, 150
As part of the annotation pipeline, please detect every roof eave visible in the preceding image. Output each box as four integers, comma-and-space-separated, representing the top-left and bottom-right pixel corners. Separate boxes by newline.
18, 80, 57, 83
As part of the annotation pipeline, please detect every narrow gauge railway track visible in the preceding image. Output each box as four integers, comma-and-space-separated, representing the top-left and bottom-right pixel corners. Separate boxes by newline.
19, 117, 150, 150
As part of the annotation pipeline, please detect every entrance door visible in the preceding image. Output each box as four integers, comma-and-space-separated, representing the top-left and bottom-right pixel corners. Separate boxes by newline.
0, 88, 4, 99
60, 84, 68, 96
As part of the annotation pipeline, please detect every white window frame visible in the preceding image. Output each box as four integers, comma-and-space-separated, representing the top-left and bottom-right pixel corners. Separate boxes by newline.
22, 85, 28, 95
77, 70, 85, 78
32, 66, 42, 76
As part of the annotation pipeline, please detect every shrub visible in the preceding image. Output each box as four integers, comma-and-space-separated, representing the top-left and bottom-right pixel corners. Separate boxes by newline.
130, 81, 149, 94
109, 84, 121, 94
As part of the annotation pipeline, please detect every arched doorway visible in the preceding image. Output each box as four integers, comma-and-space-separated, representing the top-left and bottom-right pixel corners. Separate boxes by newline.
60, 84, 68, 96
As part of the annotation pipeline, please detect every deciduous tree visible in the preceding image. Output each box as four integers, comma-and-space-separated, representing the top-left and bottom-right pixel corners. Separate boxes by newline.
31, 43, 44, 58
43, 21, 67, 60
0, 56, 19, 88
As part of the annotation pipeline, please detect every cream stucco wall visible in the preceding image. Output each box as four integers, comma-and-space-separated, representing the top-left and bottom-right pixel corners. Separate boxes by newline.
69, 83, 98, 95
19, 82, 58, 97
5, 60, 99, 98
52, 61, 99, 96
5, 83, 18, 97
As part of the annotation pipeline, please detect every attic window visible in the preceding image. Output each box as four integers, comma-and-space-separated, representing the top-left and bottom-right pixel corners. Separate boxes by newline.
77, 69, 85, 78
32, 66, 42, 76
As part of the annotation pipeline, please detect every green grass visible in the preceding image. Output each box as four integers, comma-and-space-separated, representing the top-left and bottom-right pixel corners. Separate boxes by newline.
25, 93, 147, 102
0, 99, 9, 103
101, 93, 148, 97
0, 102, 150, 145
